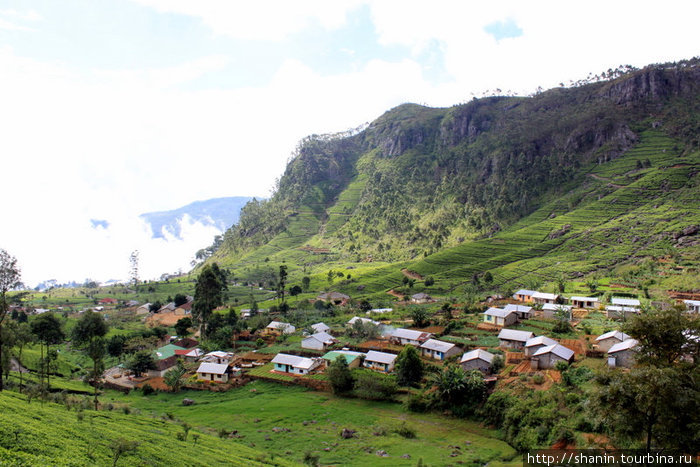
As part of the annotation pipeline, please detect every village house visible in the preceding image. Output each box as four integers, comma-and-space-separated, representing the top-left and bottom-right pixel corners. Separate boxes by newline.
390, 328, 432, 346
148, 343, 186, 377
605, 305, 640, 320
532, 292, 560, 305
311, 322, 331, 333
410, 292, 433, 304
482, 307, 518, 327
347, 316, 378, 326
174, 300, 193, 316
524, 336, 558, 357
541, 303, 572, 320
125, 300, 140, 307
196, 362, 229, 383
513, 289, 537, 302
322, 350, 364, 369
135, 303, 151, 315
531, 344, 575, 369
498, 329, 535, 350
683, 300, 700, 313
316, 291, 350, 305
175, 347, 203, 363
503, 303, 534, 320
595, 330, 631, 352
271, 353, 322, 375
202, 351, 233, 365
363, 350, 397, 373
460, 349, 495, 374
570, 296, 600, 309
419, 339, 461, 361
301, 331, 337, 351
607, 339, 639, 368
98, 297, 118, 305
263, 321, 296, 336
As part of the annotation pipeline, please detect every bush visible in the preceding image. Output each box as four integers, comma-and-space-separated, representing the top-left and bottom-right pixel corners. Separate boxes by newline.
353, 370, 397, 401
532, 373, 545, 385
554, 361, 570, 372
393, 422, 416, 439
405, 393, 429, 413
141, 384, 155, 396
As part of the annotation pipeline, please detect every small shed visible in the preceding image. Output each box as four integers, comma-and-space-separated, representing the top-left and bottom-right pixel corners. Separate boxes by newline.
390, 328, 432, 346
607, 339, 638, 368
524, 336, 558, 357
595, 330, 631, 352
532, 344, 575, 369
460, 349, 495, 374
301, 332, 337, 351
498, 329, 535, 350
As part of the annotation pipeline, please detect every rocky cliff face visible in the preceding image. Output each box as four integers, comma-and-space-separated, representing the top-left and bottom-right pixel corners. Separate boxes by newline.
599, 63, 700, 105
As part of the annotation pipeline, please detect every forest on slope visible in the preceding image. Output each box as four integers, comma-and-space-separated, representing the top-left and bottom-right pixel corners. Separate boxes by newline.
205, 58, 700, 295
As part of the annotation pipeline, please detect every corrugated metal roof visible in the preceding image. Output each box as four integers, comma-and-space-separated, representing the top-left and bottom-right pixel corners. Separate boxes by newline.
196, 362, 228, 375
364, 350, 397, 364
498, 329, 534, 342
483, 307, 513, 318
271, 353, 318, 369
570, 296, 599, 302
532, 292, 559, 301
392, 328, 431, 340
420, 339, 455, 353
596, 330, 630, 342
533, 344, 574, 360
525, 336, 558, 348
460, 349, 494, 364
608, 339, 639, 354
611, 297, 641, 307
514, 289, 537, 296
503, 304, 533, 313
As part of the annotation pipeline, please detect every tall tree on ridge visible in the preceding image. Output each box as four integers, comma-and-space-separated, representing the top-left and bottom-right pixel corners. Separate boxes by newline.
193, 263, 225, 338
0, 248, 21, 391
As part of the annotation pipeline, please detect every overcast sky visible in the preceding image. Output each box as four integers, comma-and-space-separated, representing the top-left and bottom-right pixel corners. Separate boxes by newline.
1, 0, 698, 286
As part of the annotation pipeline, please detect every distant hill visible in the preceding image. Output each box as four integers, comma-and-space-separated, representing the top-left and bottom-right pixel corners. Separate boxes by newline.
140, 196, 256, 239
203, 58, 700, 298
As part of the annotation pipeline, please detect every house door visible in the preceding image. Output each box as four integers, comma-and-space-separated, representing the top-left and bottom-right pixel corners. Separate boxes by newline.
210, 374, 214, 381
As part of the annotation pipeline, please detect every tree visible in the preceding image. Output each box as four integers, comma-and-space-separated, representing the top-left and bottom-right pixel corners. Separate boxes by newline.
410, 308, 430, 328
277, 265, 287, 304
395, 345, 423, 387
0, 248, 21, 391
491, 354, 505, 374
592, 365, 699, 451
72, 311, 109, 409
289, 285, 302, 296
164, 361, 186, 393
107, 334, 126, 361
301, 276, 310, 291
173, 294, 188, 307
126, 350, 156, 377
193, 263, 225, 338
431, 366, 486, 413
326, 355, 354, 394
174, 317, 193, 337
30, 312, 64, 392
11, 322, 33, 392
483, 271, 493, 284
623, 305, 699, 367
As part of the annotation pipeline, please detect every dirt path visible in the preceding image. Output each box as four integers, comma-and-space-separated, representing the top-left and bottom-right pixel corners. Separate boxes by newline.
401, 268, 424, 280
387, 289, 404, 299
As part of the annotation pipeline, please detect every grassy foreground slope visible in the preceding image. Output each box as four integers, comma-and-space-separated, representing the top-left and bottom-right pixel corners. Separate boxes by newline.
0, 390, 299, 467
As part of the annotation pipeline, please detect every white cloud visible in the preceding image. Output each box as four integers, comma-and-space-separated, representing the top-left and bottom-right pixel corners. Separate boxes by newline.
129, 0, 364, 40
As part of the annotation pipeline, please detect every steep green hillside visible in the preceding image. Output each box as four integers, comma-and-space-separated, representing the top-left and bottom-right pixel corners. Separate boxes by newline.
208, 59, 700, 296
0, 390, 298, 466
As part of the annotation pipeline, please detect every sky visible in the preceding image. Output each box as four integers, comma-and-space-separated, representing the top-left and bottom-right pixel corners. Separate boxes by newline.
0, 0, 698, 287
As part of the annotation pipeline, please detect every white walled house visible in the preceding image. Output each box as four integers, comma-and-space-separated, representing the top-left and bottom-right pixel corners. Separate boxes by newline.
301, 332, 337, 351
419, 339, 461, 361
483, 307, 518, 327
363, 350, 397, 373
271, 353, 322, 375
390, 328, 432, 346
196, 362, 229, 383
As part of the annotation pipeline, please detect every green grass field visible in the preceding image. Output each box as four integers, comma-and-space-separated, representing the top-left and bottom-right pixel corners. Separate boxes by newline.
0, 389, 299, 466
107, 381, 518, 466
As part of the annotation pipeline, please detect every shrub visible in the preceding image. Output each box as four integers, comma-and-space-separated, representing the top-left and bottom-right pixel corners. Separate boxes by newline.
405, 393, 429, 413
393, 422, 416, 439
532, 373, 545, 385
141, 384, 155, 396
353, 370, 397, 401
554, 361, 570, 372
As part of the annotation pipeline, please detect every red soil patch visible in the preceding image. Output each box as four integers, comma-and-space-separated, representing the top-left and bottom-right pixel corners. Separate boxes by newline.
387, 289, 404, 299
145, 311, 185, 327
560, 339, 587, 356
137, 377, 170, 391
